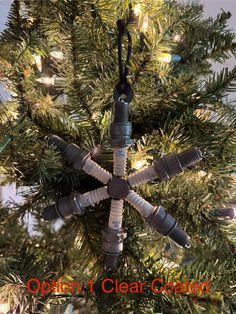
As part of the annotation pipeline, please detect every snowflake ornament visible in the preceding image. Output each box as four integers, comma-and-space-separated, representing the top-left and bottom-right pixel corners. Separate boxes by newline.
42, 20, 202, 270
43, 83, 202, 270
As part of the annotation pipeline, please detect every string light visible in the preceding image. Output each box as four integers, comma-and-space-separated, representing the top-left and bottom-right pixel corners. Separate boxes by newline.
141, 15, 149, 31
50, 50, 64, 60
92, 112, 99, 120
171, 54, 182, 62
36, 76, 67, 87
133, 3, 141, 16
33, 54, 43, 72
173, 34, 182, 42
157, 53, 182, 63
158, 53, 172, 63
36, 76, 55, 86
0, 303, 11, 314
33, 103, 41, 109
133, 159, 147, 170
194, 108, 219, 122
197, 170, 212, 180
197, 170, 207, 178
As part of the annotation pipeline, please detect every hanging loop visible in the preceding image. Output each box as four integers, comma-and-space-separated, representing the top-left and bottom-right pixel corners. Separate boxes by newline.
115, 19, 133, 102
114, 82, 133, 103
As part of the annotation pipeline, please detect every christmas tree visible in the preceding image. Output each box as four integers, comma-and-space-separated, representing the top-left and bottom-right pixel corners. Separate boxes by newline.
0, 0, 236, 313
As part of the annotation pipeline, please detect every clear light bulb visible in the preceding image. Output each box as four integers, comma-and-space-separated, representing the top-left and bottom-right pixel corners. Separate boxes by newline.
197, 170, 207, 178
173, 34, 181, 42
157, 53, 182, 63
193, 109, 218, 122
92, 113, 98, 121
36, 76, 55, 86
33, 54, 42, 72
157, 53, 172, 63
133, 3, 141, 16
133, 159, 146, 170
142, 15, 149, 31
50, 50, 64, 60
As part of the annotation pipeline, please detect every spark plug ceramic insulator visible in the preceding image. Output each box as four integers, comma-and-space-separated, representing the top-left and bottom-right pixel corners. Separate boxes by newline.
127, 165, 157, 187
79, 187, 110, 208
42, 187, 110, 220
125, 190, 155, 218
47, 135, 112, 184
127, 148, 202, 187
113, 147, 128, 177
108, 199, 124, 230
82, 159, 112, 184
125, 190, 190, 248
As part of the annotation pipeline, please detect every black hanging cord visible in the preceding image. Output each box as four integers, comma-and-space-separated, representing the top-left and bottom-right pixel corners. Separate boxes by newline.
117, 20, 132, 90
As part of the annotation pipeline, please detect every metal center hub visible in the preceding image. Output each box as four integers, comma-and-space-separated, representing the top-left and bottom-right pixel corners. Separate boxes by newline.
107, 177, 130, 199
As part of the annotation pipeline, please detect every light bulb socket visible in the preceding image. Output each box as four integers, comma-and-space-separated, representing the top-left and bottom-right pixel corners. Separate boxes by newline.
214, 207, 235, 219
42, 191, 85, 221
171, 54, 182, 63
147, 206, 190, 248
153, 148, 202, 180
102, 227, 127, 270
47, 135, 90, 170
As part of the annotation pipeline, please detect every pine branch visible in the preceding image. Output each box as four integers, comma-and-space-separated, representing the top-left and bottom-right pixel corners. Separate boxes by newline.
200, 67, 236, 101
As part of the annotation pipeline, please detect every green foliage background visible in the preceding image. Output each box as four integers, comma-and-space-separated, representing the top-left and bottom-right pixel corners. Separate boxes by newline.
0, 0, 236, 313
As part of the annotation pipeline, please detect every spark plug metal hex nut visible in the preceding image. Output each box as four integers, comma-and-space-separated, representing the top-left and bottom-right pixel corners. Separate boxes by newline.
47, 135, 90, 170
102, 227, 127, 270
42, 191, 85, 220
153, 148, 202, 181
147, 206, 190, 248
